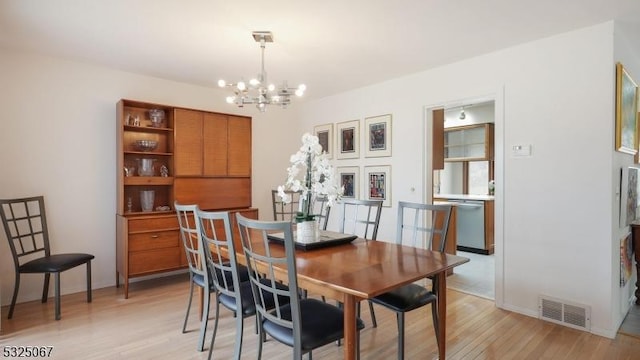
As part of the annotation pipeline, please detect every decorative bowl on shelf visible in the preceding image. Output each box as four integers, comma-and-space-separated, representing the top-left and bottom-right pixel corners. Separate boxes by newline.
134, 140, 158, 152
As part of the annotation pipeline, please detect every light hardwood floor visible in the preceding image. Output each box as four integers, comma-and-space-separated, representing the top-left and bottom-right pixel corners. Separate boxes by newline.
1, 274, 639, 359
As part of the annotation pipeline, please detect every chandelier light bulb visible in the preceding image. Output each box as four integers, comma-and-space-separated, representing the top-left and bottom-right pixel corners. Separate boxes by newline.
298, 84, 306, 92
237, 81, 246, 91
226, 96, 235, 104
295, 88, 304, 97
249, 78, 260, 86
268, 84, 275, 91
217, 79, 226, 87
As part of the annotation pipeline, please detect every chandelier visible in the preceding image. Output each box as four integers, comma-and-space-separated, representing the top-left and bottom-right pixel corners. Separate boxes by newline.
218, 31, 306, 112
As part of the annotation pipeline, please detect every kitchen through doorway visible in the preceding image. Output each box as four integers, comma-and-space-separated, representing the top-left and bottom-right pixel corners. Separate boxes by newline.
429, 98, 497, 300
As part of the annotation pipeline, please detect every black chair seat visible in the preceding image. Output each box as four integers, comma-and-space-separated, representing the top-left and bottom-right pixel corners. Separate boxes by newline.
19, 253, 94, 273
371, 283, 436, 313
192, 263, 250, 291
263, 298, 365, 351
219, 279, 289, 317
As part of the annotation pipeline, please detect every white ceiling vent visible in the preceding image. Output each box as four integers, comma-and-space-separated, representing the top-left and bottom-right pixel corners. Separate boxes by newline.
539, 295, 591, 331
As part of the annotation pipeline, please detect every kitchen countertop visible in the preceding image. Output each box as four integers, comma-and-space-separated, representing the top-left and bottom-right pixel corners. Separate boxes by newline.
434, 194, 495, 201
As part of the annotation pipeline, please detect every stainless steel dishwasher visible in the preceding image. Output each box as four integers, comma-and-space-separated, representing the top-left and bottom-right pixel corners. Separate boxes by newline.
450, 200, 486, 254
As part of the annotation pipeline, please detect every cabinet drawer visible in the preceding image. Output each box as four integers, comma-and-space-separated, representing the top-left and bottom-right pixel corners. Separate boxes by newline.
129, 230, 179, 251
128, 216, 178, 232
129, 248, 181, 274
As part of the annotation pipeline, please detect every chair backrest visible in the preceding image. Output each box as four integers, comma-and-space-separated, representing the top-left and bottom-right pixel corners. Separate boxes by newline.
396, 201, 452, 251
311, 194, 331, 231
174, 202, 208, 283
236, 214, 301, 343
271, 189, 302, 222
195, 209, 242, 300
338, 198, 383, 240
0, 196, 51, 269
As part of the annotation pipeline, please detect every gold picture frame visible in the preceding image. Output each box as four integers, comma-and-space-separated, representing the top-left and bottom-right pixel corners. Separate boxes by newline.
615, 62, 638, 155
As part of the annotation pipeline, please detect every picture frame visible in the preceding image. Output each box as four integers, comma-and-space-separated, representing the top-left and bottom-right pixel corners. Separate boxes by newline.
364, 165, 391, 207
337, 166, 359, 199
313, 123, 333, 159
615, 62, 638, 155
336, 120, 360, 159
621, 232, 633, 287
365, 114, 392, 157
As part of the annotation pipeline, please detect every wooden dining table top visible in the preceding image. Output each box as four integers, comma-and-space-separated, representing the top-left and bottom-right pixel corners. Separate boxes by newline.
218, 232, 469, 360
231, 236, 469, 301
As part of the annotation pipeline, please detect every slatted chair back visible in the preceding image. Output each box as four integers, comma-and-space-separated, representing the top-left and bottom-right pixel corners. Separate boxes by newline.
338, 198, 383, 240
271, 189, 302, 222
1, 196, 51, 268
396, 201, 452, 250
175, 203, 208, 283
195, 210, 241, 300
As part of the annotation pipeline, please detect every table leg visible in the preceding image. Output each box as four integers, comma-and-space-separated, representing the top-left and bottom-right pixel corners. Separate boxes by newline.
436, 271, 447, 359
343, 294, 357, 360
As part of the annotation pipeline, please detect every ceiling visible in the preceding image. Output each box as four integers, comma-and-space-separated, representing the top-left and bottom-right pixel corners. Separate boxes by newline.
1, 0, 639, 102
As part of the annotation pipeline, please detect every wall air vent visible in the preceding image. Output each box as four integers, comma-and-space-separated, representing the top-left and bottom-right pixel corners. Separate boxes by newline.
539, 295, 591, 331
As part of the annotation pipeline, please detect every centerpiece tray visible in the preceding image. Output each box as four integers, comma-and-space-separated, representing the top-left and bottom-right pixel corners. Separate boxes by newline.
267, 230, 358, 251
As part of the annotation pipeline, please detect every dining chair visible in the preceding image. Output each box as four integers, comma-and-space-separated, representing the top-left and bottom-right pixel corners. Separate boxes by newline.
271, 189, 302, 222
0, 196, 95, 320
175, 202, 213, 352
236, 214, 364, 360
369, 201, 452, 360
311, 194, 331, 231
175, 202, 250, 352
196, 208, 288, 360
338, 198, 383, 328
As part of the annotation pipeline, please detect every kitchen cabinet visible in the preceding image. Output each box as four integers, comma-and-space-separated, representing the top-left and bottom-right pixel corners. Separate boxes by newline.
444, 123, 494, 162
116, 99, 256, 298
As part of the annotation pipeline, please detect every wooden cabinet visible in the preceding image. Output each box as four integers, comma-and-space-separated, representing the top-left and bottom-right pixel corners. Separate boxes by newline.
116, 99, 255, 298
444, 123, 494, 162
174, 110, 251, 177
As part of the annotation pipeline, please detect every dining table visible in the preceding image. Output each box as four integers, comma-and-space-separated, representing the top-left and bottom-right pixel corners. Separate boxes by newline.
223, 234, 469, 360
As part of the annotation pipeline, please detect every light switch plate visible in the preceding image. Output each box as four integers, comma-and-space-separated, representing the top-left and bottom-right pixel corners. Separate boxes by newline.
512, 144, 532, 157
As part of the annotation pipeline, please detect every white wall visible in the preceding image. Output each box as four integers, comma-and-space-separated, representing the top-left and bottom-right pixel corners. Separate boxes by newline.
294, 22, 624, 337
0, 49, 289, 306
1, 21, 637, 339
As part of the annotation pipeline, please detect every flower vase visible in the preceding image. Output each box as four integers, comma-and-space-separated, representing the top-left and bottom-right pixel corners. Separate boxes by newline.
296, 220, 319, 244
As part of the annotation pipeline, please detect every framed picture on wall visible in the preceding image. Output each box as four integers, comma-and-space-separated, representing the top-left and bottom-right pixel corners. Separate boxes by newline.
365, 114, 392, 157
337, 166, 359, 199
336, 120, 360, 159
313, 123, 333, 158
364, 165, 391, 207
615, 62, 638, 155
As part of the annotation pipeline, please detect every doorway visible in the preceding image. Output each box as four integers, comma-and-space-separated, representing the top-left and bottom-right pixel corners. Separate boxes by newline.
425, 94, 503, 304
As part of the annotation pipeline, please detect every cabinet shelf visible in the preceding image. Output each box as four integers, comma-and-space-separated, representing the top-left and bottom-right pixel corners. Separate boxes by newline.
124, 151, 173, 156
124, 177, 174, 186
124, 125, 174, 133
124, 210, 176, 217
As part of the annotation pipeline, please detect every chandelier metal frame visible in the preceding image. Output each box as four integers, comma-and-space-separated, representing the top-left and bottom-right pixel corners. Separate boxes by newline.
218, 31, 306, 112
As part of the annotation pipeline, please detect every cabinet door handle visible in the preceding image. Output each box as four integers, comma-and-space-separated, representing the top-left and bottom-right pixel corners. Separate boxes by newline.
150, 234, 159, 239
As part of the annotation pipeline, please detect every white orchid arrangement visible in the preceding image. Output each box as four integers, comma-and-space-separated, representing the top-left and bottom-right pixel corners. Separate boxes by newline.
277, 133, 343, 222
